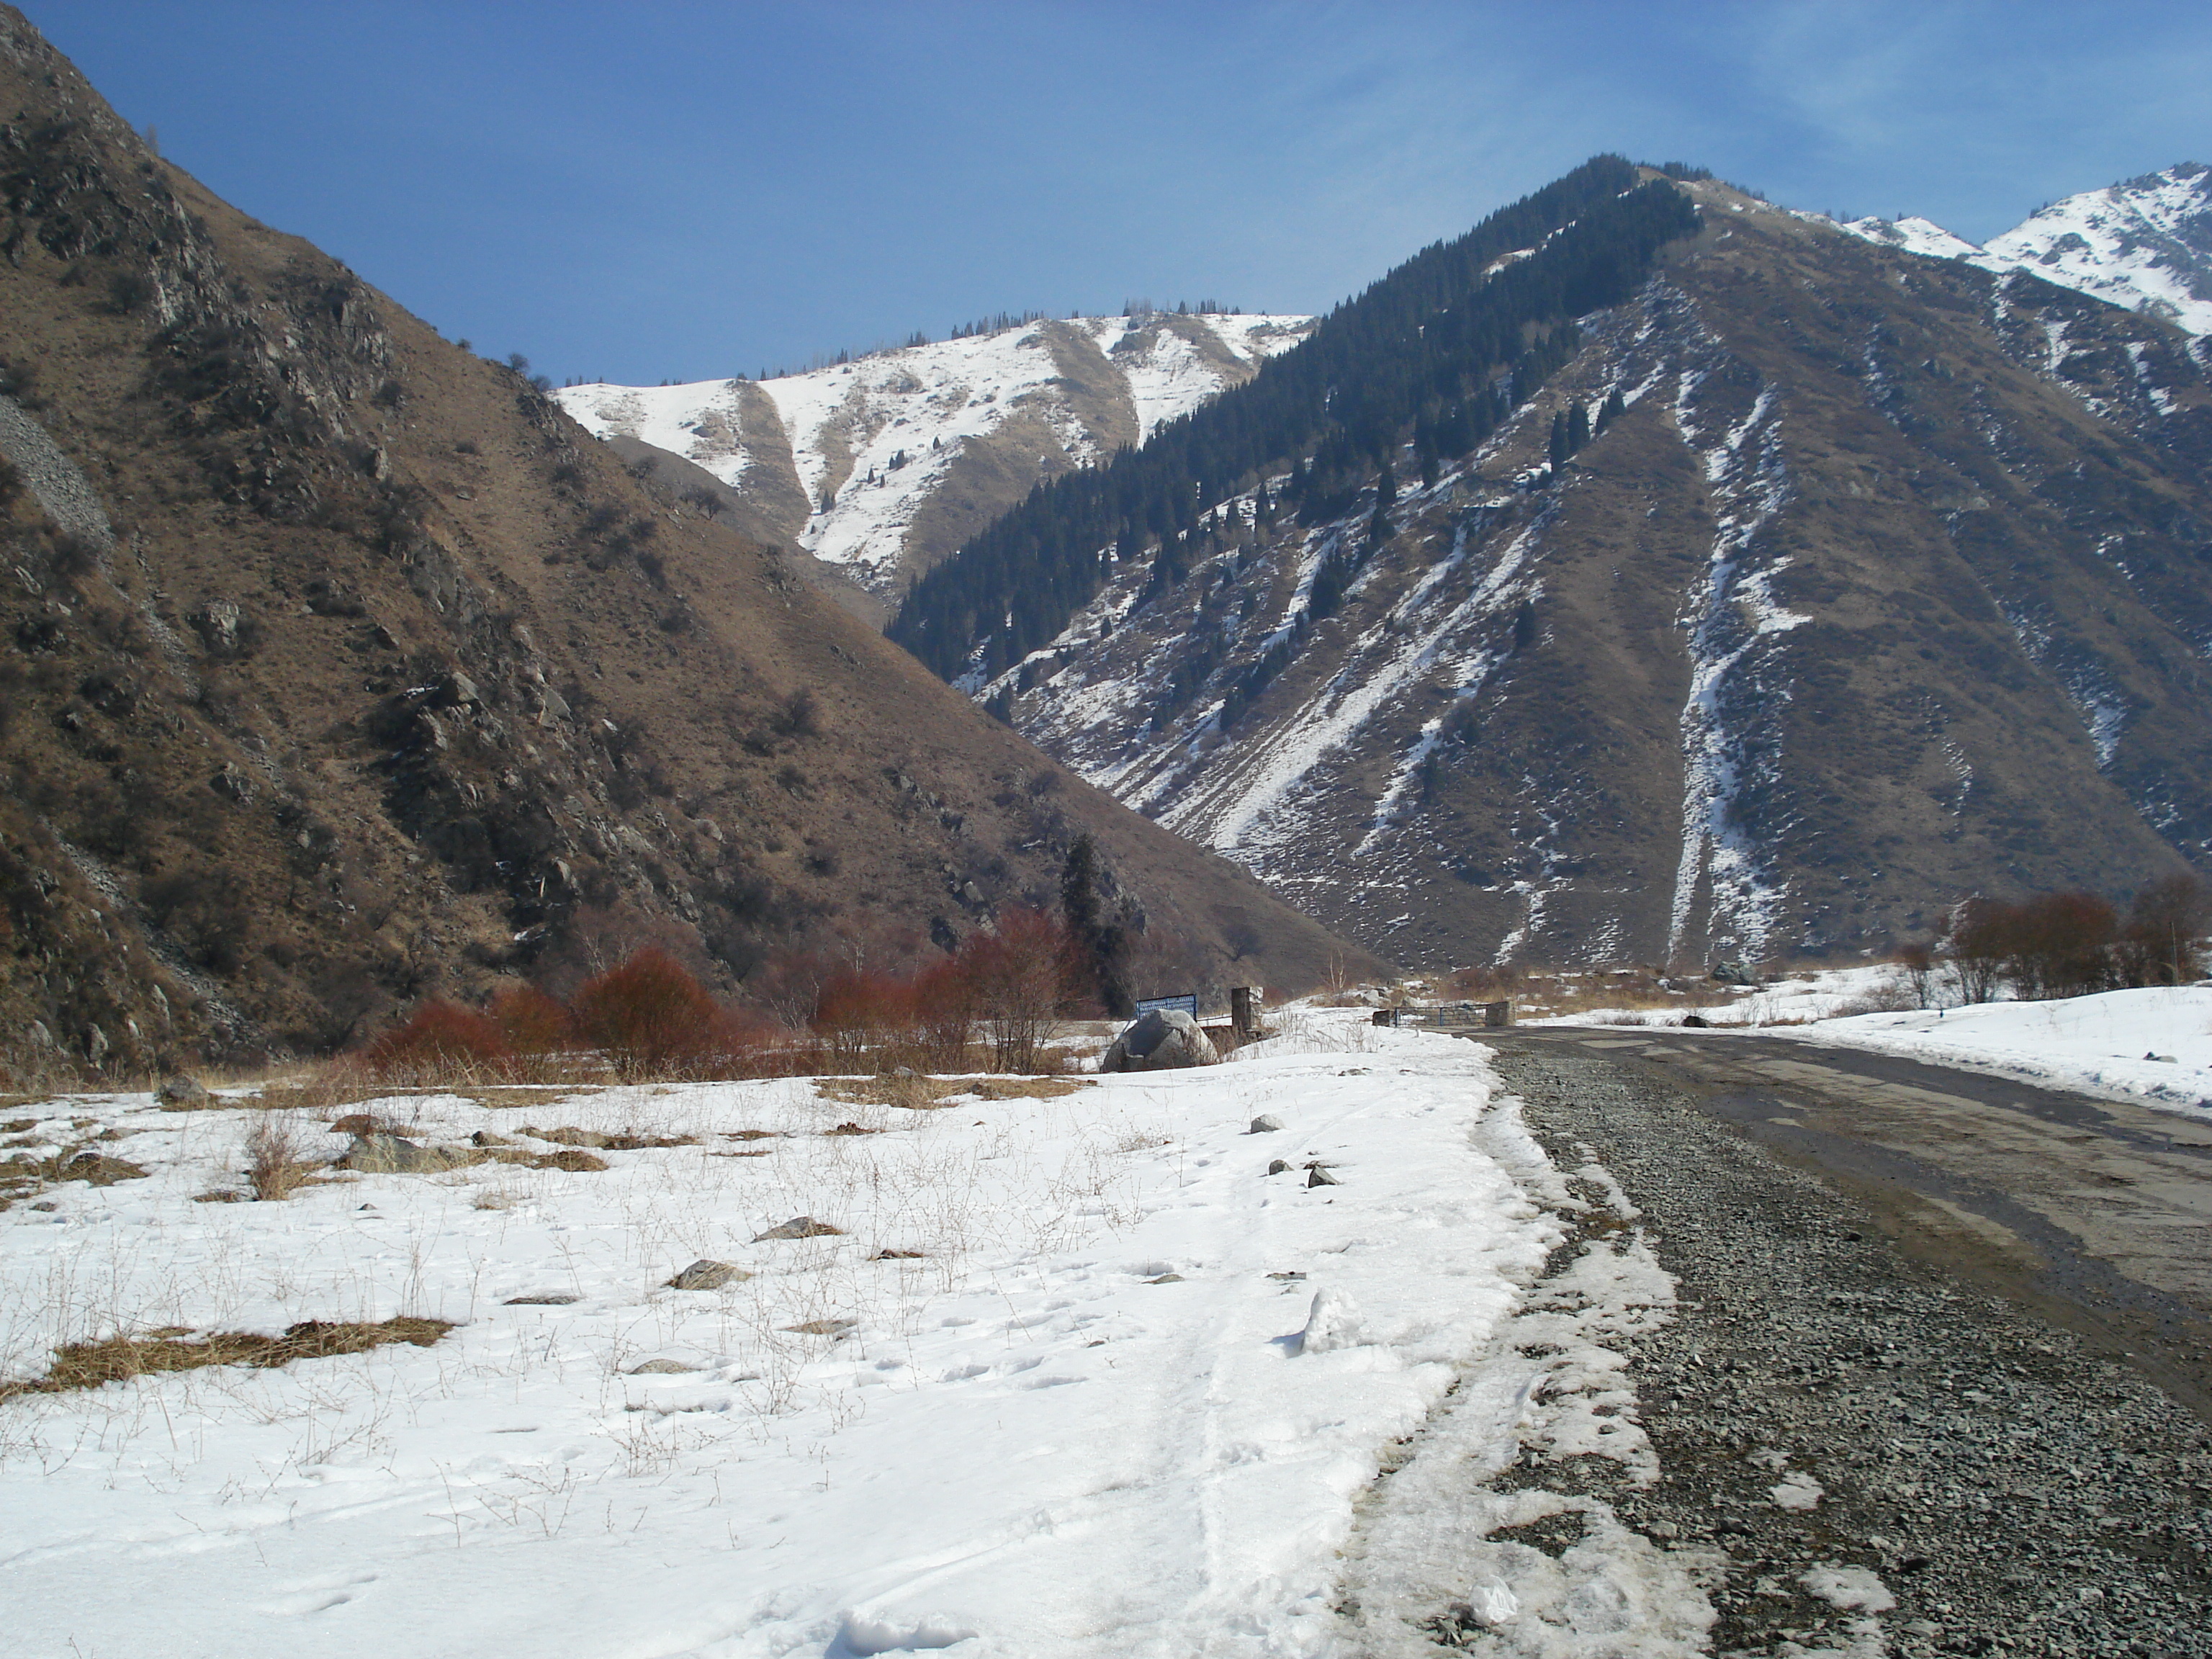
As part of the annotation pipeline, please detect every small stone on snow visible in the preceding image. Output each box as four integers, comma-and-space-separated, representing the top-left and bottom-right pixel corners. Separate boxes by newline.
665, 1259, 750, 1290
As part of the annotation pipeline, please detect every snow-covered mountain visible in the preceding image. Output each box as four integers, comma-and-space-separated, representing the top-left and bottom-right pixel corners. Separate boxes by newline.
1842, 162, 2212, 335
557, 312, 1313, 598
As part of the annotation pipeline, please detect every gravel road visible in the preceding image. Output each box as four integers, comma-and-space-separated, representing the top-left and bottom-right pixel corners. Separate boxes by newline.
1483, 1040, 2212, 1658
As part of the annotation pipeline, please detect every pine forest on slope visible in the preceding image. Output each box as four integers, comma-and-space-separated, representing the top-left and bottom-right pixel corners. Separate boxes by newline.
891, 156, 1701, 684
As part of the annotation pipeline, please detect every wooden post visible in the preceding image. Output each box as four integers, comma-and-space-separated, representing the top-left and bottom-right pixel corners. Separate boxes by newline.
1231, 986, 1261, 1039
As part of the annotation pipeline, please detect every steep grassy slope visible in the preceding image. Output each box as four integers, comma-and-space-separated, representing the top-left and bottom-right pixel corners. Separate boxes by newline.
0, 10, 1372, 1072
985, 182, 2212, 968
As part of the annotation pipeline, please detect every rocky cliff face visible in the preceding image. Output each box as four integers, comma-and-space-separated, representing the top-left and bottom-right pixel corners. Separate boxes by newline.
991, 183, 2212, 969
557, 313, 1313, 602
0, 10, 1368, 1074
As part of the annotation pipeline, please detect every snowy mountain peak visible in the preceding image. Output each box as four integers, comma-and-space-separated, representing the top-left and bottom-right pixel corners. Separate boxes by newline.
1838, 164, 2212, 336
558, 312, 1313, 595
1838, 215, 1983, 261
1982, 161, 2212, 335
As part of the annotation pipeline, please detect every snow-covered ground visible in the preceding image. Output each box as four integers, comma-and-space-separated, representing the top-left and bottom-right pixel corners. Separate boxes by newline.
1534, 968, 2212, 1122
0, 1013, 1704, 1658
1771, 986, 2212, 1122
557, 314, 1313, 593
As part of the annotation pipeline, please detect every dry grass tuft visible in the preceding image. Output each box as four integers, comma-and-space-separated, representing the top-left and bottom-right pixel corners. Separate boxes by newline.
1, 1148, 148, 1192
523, 1148, 609, 1173
245, 1112, 317, 1201
0, 1317, 454, 1401
968, 1075, 1093, 1100
816, 1074, 1096, 1110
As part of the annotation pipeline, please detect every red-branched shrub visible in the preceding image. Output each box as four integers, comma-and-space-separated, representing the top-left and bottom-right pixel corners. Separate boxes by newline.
2004, 891, 2117, 999
361, 999, 511, 1079
957, 908, 1076, 1073
810, 967, 917, 1069
909, 957, 977, 1070
570, 948, 723, 1078
2120, 873, 2209, 986
490, 984, 574, 1056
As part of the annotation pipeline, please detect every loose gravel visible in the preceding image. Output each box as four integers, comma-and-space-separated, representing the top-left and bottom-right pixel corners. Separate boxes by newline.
0, 391, 113, 546
1491, 1045, 2212, 1659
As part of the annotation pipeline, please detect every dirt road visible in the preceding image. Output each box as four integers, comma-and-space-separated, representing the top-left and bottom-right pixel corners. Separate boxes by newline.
1490, 1028, 2212, 1419
1460, 1032, 2212, 1658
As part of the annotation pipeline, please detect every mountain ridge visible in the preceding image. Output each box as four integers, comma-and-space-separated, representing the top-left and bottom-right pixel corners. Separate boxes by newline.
556, 311, 1313, 603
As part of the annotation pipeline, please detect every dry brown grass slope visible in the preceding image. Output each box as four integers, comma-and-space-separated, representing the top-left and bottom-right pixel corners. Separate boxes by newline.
0, 8, 1376, 1074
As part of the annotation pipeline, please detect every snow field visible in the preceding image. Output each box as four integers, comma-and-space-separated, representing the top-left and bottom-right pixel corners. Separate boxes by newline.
1, 1015, 1618, 1657
1772, 984, 2212, 1122
1534, 967, 2212, 1123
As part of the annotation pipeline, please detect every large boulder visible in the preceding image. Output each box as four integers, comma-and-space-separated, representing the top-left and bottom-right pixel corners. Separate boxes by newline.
154, 1075, 211, 1110
336, 1133, 474, 1174
1101, 1009, 1219, 1073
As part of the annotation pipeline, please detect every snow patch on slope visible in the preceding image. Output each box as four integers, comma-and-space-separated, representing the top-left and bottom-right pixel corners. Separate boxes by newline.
1168, 512, 1539, 866
1668, 343, 1806, 966
1838, 215, 1982, 261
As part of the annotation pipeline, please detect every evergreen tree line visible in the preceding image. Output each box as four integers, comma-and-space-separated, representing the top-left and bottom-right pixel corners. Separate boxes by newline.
1120, 299, 1244, 318
948, 310, 1053, 341
890, 156, 1701, 683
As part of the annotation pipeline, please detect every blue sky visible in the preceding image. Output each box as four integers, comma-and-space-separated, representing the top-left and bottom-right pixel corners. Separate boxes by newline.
31, 1, 2212, 386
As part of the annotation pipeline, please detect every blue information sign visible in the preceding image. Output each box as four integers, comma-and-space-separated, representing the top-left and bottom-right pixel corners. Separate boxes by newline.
1133, 993, 1199, 1019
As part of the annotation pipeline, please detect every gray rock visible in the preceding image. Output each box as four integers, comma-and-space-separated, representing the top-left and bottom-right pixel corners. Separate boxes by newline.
1100, 1008, 1219, 1073
154, 1074, 210, 1110
1267, 1159, 1291, 1175
533, 1126, 611, 1148
665, 1259, 750, 1290
503, 1292, 580, 1305
1306, 1164, 1341, 1187
626, 1357, 696, 1375
336, 1133, 472, 1174
472, 1129, 521, 1148
1249, 1114, 1285, 1133
752, 1215, 844, 1241
783, 1318, 858, 1337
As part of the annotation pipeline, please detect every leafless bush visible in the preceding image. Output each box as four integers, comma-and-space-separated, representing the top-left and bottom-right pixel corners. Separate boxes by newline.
245, 1111, 315, 1200
2118, 873, 2208, 986
1894, 941, 1936, 1009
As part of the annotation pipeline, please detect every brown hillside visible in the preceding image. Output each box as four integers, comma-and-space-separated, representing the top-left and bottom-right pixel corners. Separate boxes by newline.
0, 10, 1375, 1073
